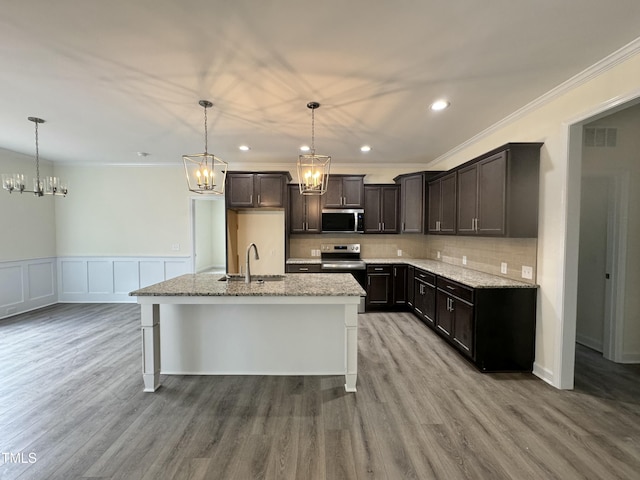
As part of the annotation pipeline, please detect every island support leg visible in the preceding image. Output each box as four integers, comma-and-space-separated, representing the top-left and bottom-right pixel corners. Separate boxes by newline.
344, 303, 358, 392
141, 303, 161, 392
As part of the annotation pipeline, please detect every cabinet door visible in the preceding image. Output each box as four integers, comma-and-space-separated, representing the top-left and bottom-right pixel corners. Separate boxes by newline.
423, 283, 436, 325
288, 185, 306, 233
366, 266, 391, 307
323, 177, 344, 207
427, 179, 441, 233
364, 186, 382, 233
226, 174, 255, 208
436, 290, 453, 337
392, 265, 407, 305
452, 299, 474, 357
401, 174, 424, 233
439, 172, 457, 234
406, 266, 415, 307
305, 194, 321, 232
477, 152, 507, 236
456, 165, 478, 234
255, 174, 285, 208
342, 176, 364, 207
381, 186, 399, 233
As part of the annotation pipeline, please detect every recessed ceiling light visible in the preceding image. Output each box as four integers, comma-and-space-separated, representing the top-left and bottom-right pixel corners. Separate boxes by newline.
239, 145, 250, 151
360, 145, 372, 152
430, 99, 450, 111
300, 145, 310, 152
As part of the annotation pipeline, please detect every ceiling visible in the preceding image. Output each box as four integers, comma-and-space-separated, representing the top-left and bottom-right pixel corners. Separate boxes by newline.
2, 1, 640, 168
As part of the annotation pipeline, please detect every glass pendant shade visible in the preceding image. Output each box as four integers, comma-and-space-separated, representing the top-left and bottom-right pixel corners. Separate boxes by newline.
296, 101, 331, 195
182, 100, 227, 195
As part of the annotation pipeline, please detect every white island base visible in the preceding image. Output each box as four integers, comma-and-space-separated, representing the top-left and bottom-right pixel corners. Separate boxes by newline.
138, 295, 360, 393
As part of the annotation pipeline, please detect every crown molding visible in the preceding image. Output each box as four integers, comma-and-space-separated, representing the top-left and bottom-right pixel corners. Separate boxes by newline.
428, 36, 640, 167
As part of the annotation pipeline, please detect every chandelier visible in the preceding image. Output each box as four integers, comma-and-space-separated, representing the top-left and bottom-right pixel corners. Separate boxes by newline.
182, 100, 228, 195
2, 117, 68, 197
297, 101, 330, 195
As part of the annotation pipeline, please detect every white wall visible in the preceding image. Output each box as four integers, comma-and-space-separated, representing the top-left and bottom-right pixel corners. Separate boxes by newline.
194, 198, 226, 272
0, 148, 57, 262
54, 164, 193, 257
423, 41, 640, 386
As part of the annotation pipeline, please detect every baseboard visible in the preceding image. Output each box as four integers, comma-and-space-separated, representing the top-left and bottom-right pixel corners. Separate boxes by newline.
532, 362, 555, 387
576, 334, 604, 353
619, 352, 640, 364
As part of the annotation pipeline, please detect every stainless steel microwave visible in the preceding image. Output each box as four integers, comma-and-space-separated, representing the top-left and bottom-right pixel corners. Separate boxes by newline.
321, 209, 364, 233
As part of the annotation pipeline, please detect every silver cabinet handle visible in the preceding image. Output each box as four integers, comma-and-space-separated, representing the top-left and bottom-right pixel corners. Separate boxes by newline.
382, 222, 385, 230
299, 267, 309, 271
374, 267, 384, 271
257, 194, 261, 204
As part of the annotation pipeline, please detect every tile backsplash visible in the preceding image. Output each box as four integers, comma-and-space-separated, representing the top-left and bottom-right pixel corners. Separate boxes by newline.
289, 234, 537, 284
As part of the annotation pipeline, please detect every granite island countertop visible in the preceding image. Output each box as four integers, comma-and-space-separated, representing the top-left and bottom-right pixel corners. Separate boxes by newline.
286, 257, 536, 289
130, 273, 366, 297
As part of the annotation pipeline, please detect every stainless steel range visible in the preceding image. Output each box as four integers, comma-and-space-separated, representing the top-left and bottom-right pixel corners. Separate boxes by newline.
321, 243, 366, 283
321, 243, 366, 312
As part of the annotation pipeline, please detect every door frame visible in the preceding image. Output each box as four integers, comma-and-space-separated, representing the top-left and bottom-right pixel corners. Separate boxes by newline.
557, 90, 639, 389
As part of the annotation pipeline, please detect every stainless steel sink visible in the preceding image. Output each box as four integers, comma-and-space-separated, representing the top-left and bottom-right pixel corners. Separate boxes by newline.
218, 274, 285, 283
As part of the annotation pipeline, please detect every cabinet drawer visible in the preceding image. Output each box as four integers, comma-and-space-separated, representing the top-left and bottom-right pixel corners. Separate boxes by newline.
436, 277, 474, 304
414, 269, 436, 286
286, 264, 321, 273
367, 265, 392, 274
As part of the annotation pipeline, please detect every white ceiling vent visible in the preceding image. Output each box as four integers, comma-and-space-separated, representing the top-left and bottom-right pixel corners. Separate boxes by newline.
584, 127, 617, 147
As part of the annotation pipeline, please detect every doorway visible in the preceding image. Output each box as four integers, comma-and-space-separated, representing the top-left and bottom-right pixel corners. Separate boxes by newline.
190, 197, 227, 274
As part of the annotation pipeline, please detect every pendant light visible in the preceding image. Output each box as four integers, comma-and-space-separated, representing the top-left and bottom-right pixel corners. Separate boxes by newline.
297, 101, 330, 195
183, 100, 228, 195
2, 117, 68, 197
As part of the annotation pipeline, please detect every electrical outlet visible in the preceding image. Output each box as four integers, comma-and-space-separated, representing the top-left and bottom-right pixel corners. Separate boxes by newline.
501, 262, 508, 274
437, 251, 441, 259
397, 249, 402, 257
171, 243, 180, 251
522, 265, 533, 280
462, 255, 467, 265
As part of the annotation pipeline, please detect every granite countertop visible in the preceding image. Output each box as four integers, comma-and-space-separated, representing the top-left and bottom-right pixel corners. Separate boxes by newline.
286, 258, 322, 264
285, 257, 536, 289
130, 273, 366, 297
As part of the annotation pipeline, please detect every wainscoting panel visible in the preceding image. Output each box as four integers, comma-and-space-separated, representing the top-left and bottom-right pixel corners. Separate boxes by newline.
57, 256, 190, 303
0, 258, 57, 320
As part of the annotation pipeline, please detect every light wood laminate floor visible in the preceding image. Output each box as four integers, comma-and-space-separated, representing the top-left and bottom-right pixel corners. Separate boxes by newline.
1, 304, 639, 479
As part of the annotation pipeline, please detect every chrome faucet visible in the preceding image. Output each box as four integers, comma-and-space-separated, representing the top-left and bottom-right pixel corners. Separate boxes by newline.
245, 243, 260, 283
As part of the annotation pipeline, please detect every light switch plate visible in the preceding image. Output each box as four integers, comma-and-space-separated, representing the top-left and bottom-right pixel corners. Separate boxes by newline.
462, 255, 467, 265
501, 262, 508, 274
397, 249, 402, 257
522, 265, 533, 280
437, 251, 441, 259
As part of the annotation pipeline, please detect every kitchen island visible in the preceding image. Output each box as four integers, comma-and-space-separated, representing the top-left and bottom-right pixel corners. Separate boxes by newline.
130, 273, 365, 393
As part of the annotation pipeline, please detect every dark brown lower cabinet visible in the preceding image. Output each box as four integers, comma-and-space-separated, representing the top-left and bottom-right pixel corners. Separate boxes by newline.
431, 276, 536, 371
365, 265, 392, 309
392, 265, 407, 306
414, 269, 436, 327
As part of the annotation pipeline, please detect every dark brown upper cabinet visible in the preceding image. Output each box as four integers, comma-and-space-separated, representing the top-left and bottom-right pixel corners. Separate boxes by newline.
364, 184, 399, 233
288, 184, 321, 233
323, 175, 365, 208
226, 172, 291, 209
456, 143, 541, 237
394, 171, 442, 234
427, 171, 457, 234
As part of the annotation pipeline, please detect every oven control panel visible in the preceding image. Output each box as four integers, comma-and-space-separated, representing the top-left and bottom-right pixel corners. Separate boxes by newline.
321, 244, 360, 253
